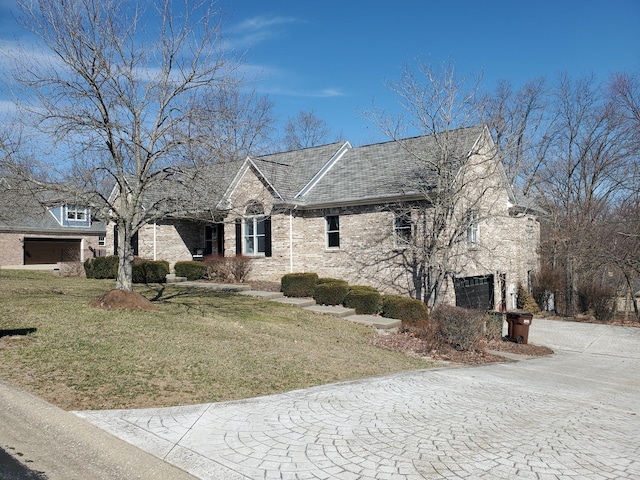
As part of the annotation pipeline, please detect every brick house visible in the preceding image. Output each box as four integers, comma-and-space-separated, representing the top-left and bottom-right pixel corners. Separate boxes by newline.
106, 125, 540, 310
0, 178, 107, 268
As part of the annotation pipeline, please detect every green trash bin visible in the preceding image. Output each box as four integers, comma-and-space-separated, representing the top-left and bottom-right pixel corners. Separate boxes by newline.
505, 311, 533, 344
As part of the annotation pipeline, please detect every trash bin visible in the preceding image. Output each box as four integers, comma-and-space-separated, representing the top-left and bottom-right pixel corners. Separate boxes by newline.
505, 311, 533, 344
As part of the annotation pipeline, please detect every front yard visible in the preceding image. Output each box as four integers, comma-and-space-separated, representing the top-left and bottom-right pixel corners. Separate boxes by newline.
0, 270, 435, 410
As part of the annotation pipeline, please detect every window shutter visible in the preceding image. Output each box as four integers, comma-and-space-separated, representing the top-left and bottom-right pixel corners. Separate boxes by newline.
217, 222, 225, 255
235, 219, 242, 256
264, 217, 272, 257
113, 225, 119, 255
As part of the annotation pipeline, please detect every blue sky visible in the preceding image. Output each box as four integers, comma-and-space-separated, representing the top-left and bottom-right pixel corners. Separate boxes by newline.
1, 0, 639, 147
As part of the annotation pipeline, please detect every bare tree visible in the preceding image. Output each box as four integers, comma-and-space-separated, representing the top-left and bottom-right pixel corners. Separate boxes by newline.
482, 78, 552, 195
364, 61, 506, 308
282, 109, 331, 150
535, 73, 637, 317
4, 0, 269, 291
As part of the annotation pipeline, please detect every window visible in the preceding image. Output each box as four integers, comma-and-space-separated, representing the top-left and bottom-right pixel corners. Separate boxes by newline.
98, 235, 106, 247
394, 213, 412, 248
466, 210, 479, 246
244, 216, 266, 255
66, 205, 87, 221
326, 215, 340, 249
243, 202, 266, 255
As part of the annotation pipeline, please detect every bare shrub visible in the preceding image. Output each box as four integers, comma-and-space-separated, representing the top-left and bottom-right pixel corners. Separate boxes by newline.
58, 261, 86, 277
577, 281, 616, 321
431, 304, 485, 351
202, 255, 253, 283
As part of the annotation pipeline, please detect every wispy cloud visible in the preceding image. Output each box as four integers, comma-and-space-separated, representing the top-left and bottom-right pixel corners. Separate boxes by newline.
232, 15, 304, 48
260, 85, 347, 98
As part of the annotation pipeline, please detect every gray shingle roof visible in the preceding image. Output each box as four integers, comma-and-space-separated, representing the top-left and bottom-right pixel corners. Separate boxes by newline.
284, 125, 486, 207
251, 142, 348, 200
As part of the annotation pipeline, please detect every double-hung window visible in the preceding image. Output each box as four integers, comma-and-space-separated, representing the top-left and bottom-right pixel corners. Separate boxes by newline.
244, 202, 266, 255
394, 213, 412, 248
244, 216, 266, 255
326, 215, 340, 249
466, 210, 479, 246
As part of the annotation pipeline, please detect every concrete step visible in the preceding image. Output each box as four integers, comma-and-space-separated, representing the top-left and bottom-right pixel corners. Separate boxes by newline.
272, 297, 316, 307
166, 274, 188, 283
303, 305, 357, 318
346, 315, 401, 330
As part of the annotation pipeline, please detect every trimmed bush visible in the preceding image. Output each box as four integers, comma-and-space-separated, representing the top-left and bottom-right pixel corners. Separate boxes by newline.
281, 272, 319, 297
317, 277, 348, 286
485, 311, 504, 341
132, 259, 169, 284
84, 255, 119, 279
313, 281, 350, 306
343, 286, 382, 314
381, 294, 429, 324
174, 261, 206, 281
431, 304, 484, 352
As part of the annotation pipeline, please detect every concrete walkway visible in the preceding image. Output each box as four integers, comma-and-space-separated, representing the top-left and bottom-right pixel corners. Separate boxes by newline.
74, 318, 640, 479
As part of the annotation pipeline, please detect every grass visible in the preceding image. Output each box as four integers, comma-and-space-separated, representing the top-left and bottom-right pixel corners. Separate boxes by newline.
0, 270, 435, 410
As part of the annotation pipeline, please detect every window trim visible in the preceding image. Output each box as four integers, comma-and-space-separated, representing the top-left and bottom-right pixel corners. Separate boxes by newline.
325, 215, 340, 249
243, 215, 266, 256
466, 210, 479, 247
65, 204, 88, 222
393, 213, 412, 249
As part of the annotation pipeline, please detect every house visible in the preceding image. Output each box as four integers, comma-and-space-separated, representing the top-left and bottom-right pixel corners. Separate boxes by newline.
0, 178, 107, 268
106, 125, 540, 310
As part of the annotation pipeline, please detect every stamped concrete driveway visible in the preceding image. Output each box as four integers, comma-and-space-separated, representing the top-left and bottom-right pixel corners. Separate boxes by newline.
76, 319, 640, 479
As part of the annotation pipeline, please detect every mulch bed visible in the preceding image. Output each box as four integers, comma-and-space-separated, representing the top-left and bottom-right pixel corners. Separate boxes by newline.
372, 330, 554, 365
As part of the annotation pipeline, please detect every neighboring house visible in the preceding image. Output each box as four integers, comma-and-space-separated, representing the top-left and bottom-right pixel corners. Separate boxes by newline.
106, 125, 541, 310
0, 178, 107, 267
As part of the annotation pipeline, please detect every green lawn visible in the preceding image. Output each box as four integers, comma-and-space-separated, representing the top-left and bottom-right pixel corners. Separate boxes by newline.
0, 270, 434, 410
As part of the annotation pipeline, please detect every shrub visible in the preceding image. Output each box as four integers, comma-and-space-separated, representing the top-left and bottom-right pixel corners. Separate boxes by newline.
485, 311, 504, 341
381, 294, 429, 324
516, 282, 540, 313
343, 286, 382, 314
84, 255, 119, 279
227, 256, 252, 282
317, 277, 348, 286
313, 281, 350, 306
577, 281, 616, 321
131, 258, 169, 284
280, 272, 319, 297
431, 304, 484, 352
174, 261, 206, 281
203, 255, 229, 282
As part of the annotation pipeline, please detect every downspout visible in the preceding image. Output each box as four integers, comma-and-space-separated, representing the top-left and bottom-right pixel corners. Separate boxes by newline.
289, 208, 294, 272
153, 221, 157, 261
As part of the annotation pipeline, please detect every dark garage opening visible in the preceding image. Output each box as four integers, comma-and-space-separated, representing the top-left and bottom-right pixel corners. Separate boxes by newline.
23, 238, 81, 264
454, 274, 494, 310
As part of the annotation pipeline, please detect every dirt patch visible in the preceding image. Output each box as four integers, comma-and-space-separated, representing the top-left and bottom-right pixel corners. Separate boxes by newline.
90, 289, 156, 311
373, 331, 553, 365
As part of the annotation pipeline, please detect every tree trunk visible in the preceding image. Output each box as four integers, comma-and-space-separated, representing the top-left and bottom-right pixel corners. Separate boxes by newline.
115, 224, 134, 291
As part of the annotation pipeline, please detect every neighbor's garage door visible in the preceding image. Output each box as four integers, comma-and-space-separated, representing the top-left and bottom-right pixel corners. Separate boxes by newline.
454, 275, 494, 310
23, 238, 81, 264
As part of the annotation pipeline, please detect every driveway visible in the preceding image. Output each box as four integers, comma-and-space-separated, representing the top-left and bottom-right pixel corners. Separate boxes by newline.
76, 318, 640, 479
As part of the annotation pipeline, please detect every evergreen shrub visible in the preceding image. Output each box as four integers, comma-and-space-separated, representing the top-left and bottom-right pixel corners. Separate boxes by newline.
174, 261, 206, 281
381, 294, 429, 323
84, 255, 119, 279
280, 272, 319, 297
343, 286, 382, 314
313, 281, 350, 306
